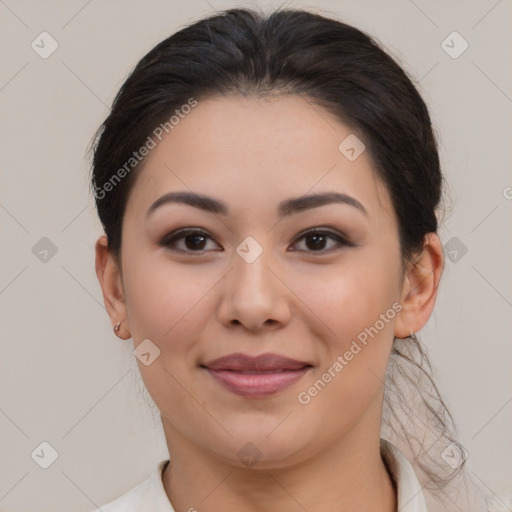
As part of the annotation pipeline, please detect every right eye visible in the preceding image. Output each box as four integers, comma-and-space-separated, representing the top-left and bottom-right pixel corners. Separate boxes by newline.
159, 228, 223, 253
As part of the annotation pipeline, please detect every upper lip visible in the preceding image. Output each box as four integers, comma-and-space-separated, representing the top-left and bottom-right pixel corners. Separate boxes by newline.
202, 352, 313, 371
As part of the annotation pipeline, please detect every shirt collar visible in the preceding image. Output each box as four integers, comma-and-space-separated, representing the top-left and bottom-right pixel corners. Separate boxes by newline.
380, 438, 428, 511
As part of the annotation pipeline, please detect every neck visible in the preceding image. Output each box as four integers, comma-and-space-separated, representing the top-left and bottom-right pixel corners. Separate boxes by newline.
161, 423, 396, 512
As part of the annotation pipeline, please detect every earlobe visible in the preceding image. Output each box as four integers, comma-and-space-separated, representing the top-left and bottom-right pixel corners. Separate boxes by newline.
394, 233, 444, 339
95, 235, 131, 339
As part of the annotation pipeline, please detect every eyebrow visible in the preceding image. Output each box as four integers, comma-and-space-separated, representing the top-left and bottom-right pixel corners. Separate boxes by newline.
146, 191, 368, 219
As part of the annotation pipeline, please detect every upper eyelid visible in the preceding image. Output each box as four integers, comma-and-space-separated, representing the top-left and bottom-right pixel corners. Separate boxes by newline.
294, 226, 348, 240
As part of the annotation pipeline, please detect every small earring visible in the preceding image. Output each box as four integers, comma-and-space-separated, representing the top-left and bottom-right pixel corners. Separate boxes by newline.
114, 322, 121, 332
410, 329, 417, 340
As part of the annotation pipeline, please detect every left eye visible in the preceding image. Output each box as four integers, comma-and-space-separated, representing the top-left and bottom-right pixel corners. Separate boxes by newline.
291, 229, 352, 252
159, 228, 353, 253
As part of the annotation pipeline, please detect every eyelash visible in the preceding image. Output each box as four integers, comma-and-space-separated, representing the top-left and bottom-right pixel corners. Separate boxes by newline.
159, 227, 355, 254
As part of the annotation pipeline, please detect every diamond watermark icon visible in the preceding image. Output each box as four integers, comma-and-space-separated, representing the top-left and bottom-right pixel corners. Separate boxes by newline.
444, 237, 468, 264
31, 32, 59, 59
236, 236, 263, 264
31, 441, 59, 469
441, 441, 468, 469
32, 237, 58, 263
441, 31, 469, 59
338, 134, 365, 161
134, 338, 161, 366
237, 442, 263, 467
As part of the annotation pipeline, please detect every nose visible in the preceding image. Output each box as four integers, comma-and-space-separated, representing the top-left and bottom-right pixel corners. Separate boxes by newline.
216, 244, 292, 332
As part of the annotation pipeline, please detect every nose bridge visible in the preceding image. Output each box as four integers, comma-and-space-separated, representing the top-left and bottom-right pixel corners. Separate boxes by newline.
232, 235, 277, 304
217, 235, 290, 330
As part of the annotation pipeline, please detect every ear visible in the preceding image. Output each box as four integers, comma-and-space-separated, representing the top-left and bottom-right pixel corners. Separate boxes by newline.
394, 233, 445, 339
95, 235, 131, 340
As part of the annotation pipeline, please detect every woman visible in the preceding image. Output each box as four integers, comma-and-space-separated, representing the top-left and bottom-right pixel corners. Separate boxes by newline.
90, 7, 499, 512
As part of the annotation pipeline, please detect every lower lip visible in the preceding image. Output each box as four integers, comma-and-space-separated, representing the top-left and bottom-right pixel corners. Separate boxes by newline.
205, 367, 311, 398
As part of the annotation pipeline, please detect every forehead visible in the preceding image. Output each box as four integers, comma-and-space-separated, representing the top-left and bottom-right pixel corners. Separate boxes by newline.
125, 94, 394, 224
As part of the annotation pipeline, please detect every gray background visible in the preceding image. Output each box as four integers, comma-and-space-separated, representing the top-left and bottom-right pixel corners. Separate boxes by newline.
0, 0, 511, 510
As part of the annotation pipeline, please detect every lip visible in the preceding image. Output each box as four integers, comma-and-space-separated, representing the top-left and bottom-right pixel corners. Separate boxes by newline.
201, 352, 313, 398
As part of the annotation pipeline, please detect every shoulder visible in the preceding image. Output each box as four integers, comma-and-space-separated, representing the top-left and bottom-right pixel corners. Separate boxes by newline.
88, 460, 173, 512
380, 439, 512, 512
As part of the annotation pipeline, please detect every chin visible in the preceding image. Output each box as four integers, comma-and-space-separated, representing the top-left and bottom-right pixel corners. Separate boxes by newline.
210, 430, 316, 471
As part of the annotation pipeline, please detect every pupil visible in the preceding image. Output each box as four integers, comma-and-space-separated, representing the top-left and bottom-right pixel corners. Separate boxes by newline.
306, 234, 326, 250
186, 234, 206, 250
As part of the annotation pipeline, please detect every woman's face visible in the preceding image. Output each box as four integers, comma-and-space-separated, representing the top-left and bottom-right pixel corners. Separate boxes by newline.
113, 95, 410, 468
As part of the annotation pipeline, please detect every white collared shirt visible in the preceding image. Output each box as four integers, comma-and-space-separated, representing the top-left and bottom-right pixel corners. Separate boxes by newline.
91, 438, 427, 511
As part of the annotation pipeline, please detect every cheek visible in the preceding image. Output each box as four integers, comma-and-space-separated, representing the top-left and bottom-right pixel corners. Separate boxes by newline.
293, 256, 398, 347
292, 255, 398, 403
122, 253, 216, 413
122, 247, 214, 342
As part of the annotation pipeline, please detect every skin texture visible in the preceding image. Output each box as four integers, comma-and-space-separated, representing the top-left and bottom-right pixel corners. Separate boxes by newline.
95, 95, 444, 512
